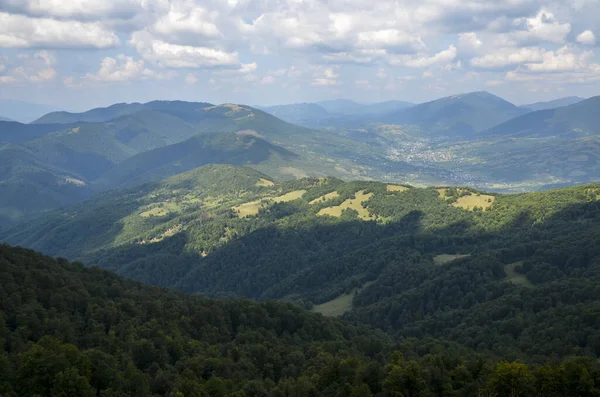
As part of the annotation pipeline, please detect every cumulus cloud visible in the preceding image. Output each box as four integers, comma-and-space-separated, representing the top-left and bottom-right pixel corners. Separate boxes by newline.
510, 9, 571, 45
0, 50, 58, 84
0, 0, 144, 20
524, 47, 595, 72
149, 1, 222, 44
390, 45, 457, 68
471, 47, 545, 69
0, 12, 120, 49
576, 30, 596, 45
130, 31, 240, 68
85, 55, 145, 82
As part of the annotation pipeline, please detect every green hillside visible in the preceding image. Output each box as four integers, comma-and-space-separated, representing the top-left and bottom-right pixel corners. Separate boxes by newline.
4, 164, 600, 359
380, 91, 528, 138
486, 96, 600, 138
4, 244, 600, 396
0, 121, 71, 143
0, 144, 92, 226
97, 133, 298, 189
0, 101, 424, 225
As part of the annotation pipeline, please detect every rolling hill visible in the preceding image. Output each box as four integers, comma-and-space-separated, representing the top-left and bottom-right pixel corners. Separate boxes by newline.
96, 132, 299, 188
5, 244, 600, 396
486, 95, 600, 138
0, 120, 74, 143
32, 100, 212, 124
520, 96, 585, 111
4, 164, 600, 359
0, 144, 92, 225
260, 100, 415, 127
380, 91, 529, 138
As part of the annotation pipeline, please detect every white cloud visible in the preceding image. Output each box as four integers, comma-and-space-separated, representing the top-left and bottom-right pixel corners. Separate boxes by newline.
0, 0, 144, 20
471, 47, 545, 69
0, 51, 58, 83
458, 32, 482, 53
0, 12, 119, 49
149, 1, 222, 44
510, 9, 571, 45
390, 45, 457, 68
130, 31, 240, 68
576, 30, 596, 45
524, 47, 594, 73
357, 29, 425, 51
86, 55, 145, 82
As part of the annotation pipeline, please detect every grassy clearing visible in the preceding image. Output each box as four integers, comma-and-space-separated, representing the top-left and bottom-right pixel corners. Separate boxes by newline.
232, 190, 306, 218
273, 190, 306, 203
311, 282, 375, 317
452, 194, 496, 211
386, 185, 409, 192
140, 202, 180, 218
504, 262, 533, 287
309, 191, 340, 205
433, 254, 470, 266
233, 200, 265, 218
311, 293, 355, 317
317, 190, 374, 220
256, 178, 275, 187
437, 188, 448, 199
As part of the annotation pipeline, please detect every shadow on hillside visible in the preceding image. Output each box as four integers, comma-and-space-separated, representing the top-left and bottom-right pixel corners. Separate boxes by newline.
75, 197, 600, 309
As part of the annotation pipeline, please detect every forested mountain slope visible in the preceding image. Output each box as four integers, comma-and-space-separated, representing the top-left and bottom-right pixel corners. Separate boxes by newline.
380, 91, 528, 138
520, 96, 585, 111
1, 101, 414, 225
4, 164, 600, 359
3, 245, 600, 396
486, 95, 600, 138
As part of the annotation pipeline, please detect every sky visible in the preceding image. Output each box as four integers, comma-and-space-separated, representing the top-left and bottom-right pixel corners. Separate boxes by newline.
0, 0, 599, 111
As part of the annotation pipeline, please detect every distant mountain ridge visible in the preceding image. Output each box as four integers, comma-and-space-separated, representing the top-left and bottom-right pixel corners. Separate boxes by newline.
32, 100, 215, 124
520, 96, 586, 111
260, 99, 414, 127
380, 91, 529, 138
486, 95, 600, 138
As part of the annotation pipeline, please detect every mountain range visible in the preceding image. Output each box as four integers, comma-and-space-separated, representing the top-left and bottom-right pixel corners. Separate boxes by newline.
3, 163, 600, 360
3, 91, 600, 395
1, 91, 599, 225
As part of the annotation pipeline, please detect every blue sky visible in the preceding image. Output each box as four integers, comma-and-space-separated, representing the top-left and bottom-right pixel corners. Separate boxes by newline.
0, 0, 599, 110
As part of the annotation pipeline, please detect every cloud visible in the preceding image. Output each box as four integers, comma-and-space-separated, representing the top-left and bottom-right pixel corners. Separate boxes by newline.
390, 45, 457, 68
458, 32, 482, 53
130, 31, 240, 68
0, 50, 58, 83
510, 9, 571, 45
149, 1, 222, 45
312, 67, 340, 86
0, 0, 144, 20
0, 12, 120, 49
471, 47, 545, 69
576, 30, 596, 45
85, 55, 145, 82
357, 29, 425, 52
524, 47, 595, 73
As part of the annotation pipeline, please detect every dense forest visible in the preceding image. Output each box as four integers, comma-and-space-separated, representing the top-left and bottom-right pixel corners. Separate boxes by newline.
2, 244, 600, 397
3, 165, 600, 363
